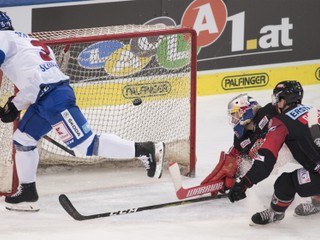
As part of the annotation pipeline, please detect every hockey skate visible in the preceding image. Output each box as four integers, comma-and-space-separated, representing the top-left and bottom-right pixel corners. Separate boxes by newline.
135, 142, 165, 178
294, 202, 320, 216
250, 208, 285, 226
5, 182, 39, 212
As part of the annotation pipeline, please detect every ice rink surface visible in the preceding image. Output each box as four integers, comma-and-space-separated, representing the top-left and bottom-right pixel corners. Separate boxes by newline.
1, 84, 320, 240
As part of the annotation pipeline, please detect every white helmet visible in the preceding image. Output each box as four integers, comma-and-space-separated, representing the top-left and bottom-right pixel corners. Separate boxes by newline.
227, 93, 259, 126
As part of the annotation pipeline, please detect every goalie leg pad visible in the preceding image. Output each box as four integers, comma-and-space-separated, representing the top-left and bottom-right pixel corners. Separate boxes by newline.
223, 154, 238, 178
201, 151, 238, 184
225, 177, 236, 189
201, 151, 226, 184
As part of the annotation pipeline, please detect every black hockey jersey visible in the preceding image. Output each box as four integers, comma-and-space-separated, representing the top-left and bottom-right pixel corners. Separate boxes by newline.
233, 103, 279, 155
245, 104, 320, 185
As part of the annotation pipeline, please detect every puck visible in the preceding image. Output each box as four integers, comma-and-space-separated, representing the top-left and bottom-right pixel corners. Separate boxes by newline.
132, 98, 142, 106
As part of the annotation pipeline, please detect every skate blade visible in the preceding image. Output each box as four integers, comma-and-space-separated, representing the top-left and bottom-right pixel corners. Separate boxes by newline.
154, 142, 165, 179
249, 220, 282, 227
249, 221, 262, 227
5, 202, 40, 212
249, 221, 271, 227
293, 211, 320, 217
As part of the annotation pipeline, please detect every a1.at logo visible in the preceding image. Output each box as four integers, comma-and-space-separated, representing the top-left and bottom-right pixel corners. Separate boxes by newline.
181, 0, 293, 53
181, 0, 227, 47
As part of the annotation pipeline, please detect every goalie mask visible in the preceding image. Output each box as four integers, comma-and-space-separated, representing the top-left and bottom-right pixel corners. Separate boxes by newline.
227, 93, 259, 138
0, 11, 14, 31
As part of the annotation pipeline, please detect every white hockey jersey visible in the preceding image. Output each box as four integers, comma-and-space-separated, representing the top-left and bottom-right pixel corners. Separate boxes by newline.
0, 31, 69, 110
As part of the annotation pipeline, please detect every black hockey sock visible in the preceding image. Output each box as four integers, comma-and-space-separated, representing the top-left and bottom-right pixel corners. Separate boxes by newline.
270, 193, 293, 213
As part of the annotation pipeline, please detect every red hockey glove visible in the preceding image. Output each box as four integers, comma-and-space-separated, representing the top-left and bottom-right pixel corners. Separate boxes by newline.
228, 176, 252, 203
201, 151, 238, 185
0, 96, 20, 123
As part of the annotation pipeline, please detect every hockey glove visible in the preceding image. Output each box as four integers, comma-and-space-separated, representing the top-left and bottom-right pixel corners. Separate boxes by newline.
228, 177, 252, 203
0, 96, 20, 123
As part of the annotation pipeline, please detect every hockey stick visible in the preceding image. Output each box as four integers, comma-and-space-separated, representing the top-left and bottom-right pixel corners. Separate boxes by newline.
43, 135, 75, 156
169, 162, 225, 199
59, 193, 227, 221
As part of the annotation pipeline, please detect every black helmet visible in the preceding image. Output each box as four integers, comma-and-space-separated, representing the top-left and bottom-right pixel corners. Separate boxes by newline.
272, 80, 303, 105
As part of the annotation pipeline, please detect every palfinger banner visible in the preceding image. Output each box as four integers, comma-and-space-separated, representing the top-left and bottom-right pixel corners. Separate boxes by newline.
27, 0, 320, 94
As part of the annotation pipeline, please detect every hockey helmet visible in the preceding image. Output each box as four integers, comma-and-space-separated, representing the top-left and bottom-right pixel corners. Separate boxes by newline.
227, 93, 258, 125
0, 11, 13, 31
272, 80, 303, 105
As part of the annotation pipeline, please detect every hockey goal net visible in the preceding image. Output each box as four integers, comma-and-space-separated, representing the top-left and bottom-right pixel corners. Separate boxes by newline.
0, 24, 197, 193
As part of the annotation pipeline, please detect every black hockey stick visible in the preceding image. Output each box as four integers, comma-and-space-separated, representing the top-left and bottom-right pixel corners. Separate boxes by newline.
43, 135, 75, 156
59, 193, 227, 221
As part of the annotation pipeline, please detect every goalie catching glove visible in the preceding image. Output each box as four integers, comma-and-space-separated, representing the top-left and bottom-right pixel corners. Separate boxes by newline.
0, 96, 20, 123
201, 151, 238, 192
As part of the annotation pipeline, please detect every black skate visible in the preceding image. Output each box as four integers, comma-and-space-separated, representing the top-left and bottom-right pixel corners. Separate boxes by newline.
294, 202, 320, 216
5, 182, 39, 212
135, 142, 165, 178
250, 208, 284, 226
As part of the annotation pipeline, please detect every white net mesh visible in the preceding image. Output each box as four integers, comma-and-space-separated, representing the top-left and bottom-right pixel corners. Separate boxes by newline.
24, 25, 196, 173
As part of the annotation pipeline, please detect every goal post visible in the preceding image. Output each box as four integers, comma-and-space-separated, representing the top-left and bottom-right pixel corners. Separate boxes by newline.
0, 24, 197, 195
0, 72, 19, 196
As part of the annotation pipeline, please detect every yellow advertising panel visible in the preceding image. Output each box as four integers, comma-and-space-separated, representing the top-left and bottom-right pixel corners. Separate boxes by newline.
198, 63, 320, 96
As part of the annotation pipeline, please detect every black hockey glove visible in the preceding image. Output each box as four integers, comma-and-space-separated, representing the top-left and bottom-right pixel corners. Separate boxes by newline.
228, 177, 252, 203
0, 96, 20, 123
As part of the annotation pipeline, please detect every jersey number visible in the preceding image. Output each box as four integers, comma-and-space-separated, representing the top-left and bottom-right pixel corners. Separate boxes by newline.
31, 40, 53, 61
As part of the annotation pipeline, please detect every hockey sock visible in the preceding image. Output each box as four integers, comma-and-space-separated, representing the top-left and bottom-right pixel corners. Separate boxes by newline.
271, 193, 293, 213
95, 133, 135, 159
15, 148, 39, 183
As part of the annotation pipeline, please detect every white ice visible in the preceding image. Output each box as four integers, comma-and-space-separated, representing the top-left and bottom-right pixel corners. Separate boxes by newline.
1, 85, 320, 240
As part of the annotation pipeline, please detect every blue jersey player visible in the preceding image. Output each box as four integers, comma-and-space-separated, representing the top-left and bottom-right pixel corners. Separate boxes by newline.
0, 11, 164, 212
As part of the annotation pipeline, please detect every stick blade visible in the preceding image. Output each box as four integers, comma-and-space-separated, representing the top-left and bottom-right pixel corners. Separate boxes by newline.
59, 194, 85, 221
168, 162, 183, 191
